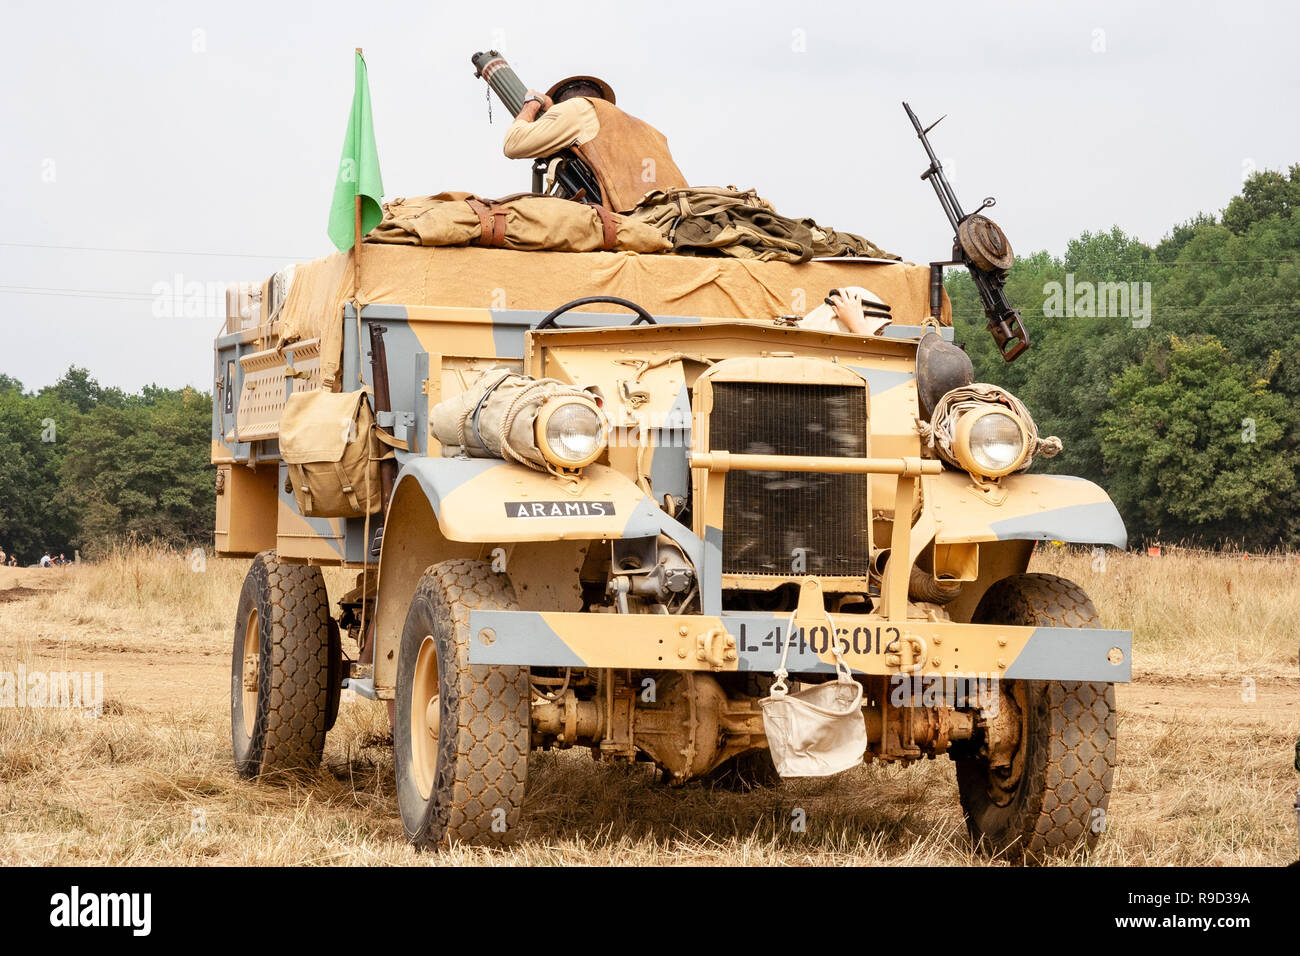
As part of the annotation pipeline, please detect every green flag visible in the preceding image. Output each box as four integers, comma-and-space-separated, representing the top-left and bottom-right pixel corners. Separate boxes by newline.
328, 51, 384, 252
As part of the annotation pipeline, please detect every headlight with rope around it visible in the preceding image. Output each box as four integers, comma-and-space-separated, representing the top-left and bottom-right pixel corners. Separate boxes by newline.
951, 404, 1031, 478
535, 396, 607, 470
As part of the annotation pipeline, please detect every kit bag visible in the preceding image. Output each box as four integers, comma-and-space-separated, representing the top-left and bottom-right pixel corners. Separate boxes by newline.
759, 610, 868, 777
625, 186, 898, 263
280, 388, 401, 518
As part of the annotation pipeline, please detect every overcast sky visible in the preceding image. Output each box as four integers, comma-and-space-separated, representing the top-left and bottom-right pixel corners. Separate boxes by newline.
2, 0, 1297, 392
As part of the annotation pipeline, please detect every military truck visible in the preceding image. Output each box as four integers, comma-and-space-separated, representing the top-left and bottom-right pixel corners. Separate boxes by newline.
214, 159, 1129, 863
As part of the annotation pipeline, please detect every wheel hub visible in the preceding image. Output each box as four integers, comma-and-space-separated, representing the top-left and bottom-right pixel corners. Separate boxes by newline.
425, 698, 440, 740
983, 681, 1026, 806
240, 607, 260, 737
410, 635, 440, 800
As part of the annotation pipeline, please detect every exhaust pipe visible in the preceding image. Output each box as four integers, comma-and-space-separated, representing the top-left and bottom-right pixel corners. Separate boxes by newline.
872, 549, 962, 605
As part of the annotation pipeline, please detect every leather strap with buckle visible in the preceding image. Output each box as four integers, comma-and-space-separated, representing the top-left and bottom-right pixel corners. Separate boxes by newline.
589, 203, 618, 250
465, 198, 507, 248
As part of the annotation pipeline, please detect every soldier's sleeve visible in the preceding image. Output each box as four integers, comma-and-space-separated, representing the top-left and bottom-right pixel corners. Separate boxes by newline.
502, 99, 597, 159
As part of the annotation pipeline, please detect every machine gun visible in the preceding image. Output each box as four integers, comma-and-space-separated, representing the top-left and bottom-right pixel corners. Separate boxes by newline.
903, 102, 1030, 362
472, 50, 604, 206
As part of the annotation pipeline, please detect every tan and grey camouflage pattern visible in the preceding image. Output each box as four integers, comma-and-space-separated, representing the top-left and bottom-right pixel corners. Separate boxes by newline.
213, 292, 1130, 690
466, 608, 1131, 683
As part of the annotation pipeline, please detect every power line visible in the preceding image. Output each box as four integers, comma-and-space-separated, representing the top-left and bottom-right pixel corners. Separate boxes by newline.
952, 305, 1300, 320
0, 240, 313, 260
1066, 258, 1295, 266
1148, 258, 1300, 265
940, 257, 1300, 270
0, 285, 160, 302
951, 310, 1300, 317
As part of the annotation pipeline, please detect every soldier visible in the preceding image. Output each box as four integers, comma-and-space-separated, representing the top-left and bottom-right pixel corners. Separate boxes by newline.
503, 75, 688, 213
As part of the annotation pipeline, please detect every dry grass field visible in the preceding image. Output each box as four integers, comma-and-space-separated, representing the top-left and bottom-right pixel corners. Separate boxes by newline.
0, 545, 1296, 866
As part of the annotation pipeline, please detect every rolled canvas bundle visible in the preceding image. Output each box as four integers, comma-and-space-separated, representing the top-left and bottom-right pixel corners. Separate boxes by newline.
429, 368, 596, 473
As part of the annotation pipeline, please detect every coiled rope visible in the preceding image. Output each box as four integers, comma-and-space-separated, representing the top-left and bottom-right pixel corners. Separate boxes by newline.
456, 371, 595, 476
916, 383, 1062, 472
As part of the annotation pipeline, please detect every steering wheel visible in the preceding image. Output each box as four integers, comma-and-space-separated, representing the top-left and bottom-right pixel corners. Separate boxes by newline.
534, 296, 658, 331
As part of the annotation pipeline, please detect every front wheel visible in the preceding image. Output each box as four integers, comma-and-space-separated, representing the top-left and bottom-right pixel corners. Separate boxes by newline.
956, 573, 1116, 862
393, 560, 530, 848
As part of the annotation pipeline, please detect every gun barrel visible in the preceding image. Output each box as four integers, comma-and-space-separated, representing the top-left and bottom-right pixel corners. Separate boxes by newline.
472, 50, 528, 117
471, 48, 604, 205
902, 101, 964, 230
902, 100, 1029, 361
903, 102, 940, 166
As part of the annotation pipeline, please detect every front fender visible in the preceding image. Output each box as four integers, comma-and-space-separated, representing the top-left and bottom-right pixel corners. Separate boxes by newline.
371, 458, 706, 700
394, 457, 700, 547
930, 470, 1127, 549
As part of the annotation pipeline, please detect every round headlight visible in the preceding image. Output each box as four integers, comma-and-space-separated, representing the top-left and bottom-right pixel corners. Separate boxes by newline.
536, 397, 606, 469
953, 407, 1029, 477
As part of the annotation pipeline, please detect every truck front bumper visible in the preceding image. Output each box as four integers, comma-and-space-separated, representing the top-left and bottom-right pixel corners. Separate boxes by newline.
468, 610, 1131, 683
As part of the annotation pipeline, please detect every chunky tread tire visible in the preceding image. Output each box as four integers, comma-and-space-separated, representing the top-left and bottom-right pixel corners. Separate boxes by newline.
957, 573, 1116, 862
324, 617, 343, 732
231, 551, 332, 776
394, 560, 530, 848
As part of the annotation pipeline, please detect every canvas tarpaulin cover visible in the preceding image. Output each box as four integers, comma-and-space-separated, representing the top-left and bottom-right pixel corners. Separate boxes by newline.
277, 244, 950, 389
367, 192, 671, 254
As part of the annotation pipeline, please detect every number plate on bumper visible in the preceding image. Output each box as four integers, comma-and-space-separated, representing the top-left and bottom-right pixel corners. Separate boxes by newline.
467, 610, 1131, 683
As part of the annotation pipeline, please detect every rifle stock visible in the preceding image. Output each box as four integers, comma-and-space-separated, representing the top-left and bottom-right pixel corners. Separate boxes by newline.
368, 323, 396, 512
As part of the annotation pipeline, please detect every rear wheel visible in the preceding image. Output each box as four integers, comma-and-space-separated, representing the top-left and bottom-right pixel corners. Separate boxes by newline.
394, 560, 530, 848
956, 573, 1116, 862
231, 551, 333, 776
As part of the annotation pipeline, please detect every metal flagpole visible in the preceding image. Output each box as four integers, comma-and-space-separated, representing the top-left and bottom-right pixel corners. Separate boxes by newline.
352, 47, 373, 661
353, 47, 364, 306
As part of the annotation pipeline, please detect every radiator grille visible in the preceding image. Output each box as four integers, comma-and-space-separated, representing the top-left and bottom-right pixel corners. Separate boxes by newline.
709, 381, 869, 577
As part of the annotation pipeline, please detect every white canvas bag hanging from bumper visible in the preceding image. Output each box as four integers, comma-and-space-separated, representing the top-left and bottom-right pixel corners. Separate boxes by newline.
759, 610, 868, 778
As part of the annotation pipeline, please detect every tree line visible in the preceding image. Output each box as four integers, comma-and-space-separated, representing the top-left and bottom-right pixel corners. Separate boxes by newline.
0, 369, 212, 563
1, 166, 1297, 558
948, 165, 1300, 550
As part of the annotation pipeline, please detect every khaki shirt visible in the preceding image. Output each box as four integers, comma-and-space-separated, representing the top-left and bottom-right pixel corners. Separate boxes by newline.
503, 98, 601, 160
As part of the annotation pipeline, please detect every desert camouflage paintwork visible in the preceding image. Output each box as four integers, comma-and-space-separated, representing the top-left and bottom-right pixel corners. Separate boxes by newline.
213, 291, 1129, 692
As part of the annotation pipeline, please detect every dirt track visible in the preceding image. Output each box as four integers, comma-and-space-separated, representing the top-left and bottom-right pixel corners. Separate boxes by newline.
0, 566, 226, 709
4, 564, 1292, 727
